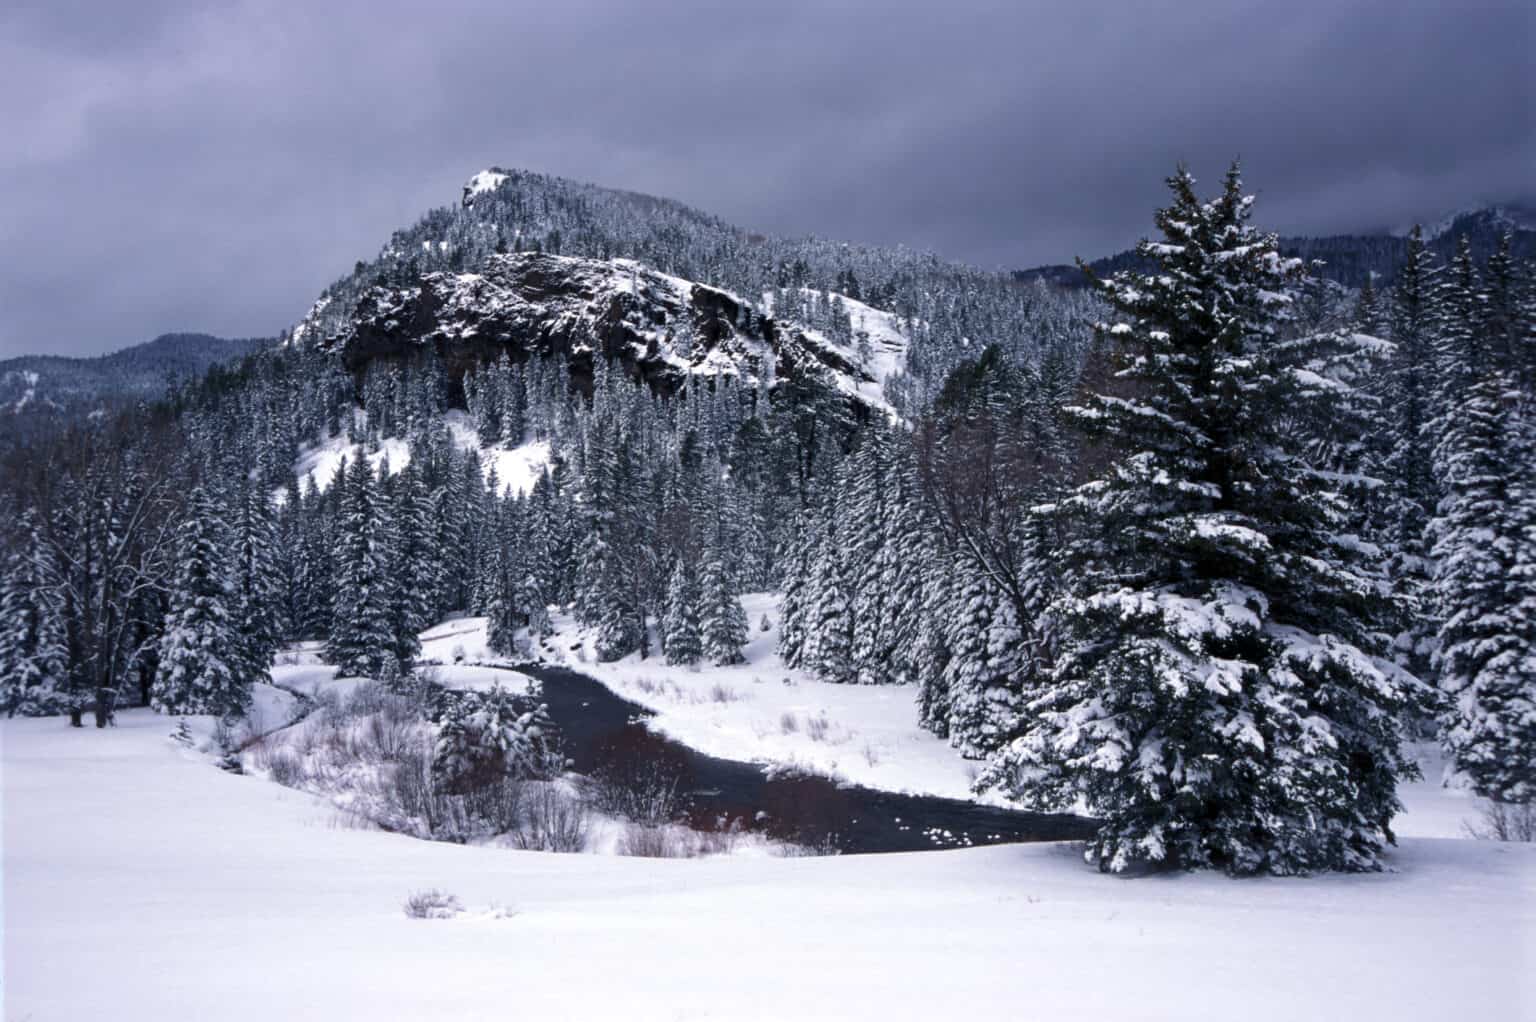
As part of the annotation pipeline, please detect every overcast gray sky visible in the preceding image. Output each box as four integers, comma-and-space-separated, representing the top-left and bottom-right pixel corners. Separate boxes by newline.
2, 0, 1531, 358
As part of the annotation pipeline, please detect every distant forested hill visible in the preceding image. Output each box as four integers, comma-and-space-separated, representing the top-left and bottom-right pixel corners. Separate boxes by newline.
0, 332, 271, 447
1017, 203, 1536, 289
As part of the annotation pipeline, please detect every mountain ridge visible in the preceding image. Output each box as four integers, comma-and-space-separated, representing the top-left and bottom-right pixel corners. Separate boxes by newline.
1016, 201, 1536, 290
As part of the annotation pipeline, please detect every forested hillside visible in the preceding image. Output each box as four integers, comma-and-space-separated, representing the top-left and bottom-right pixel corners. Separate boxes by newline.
0, 332, 271, 451
1018, 203, 1536, 291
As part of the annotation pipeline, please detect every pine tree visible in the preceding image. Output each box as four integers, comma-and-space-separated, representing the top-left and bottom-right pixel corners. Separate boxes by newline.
1381, 227, 1441, 679
152, 489, 249, 718
230, 483, 281, 686
940, 565, 1024, 756
662, 559, 703, 665
848, 427, 896, 683
520, 571, 552, 639
1353, 272, 1382, 336
982, 166, 1415, 875
803, 504, 855, 683
327, 457, 395, 677
1431, 372, 1536, 802
776, 510, 815, 668
914, 558, 956, 736
484, 544, 520, 656
1428, 241, 1536, 803
386, 465, 436, 663
0, 514, 68, 717
699, 539, 748, 666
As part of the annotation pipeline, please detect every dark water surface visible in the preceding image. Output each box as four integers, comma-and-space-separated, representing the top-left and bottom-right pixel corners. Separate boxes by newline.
518, 664, 1098, 854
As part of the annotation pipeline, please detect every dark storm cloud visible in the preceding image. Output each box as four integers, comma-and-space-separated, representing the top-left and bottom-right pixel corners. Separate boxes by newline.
2, 0, 1530, 357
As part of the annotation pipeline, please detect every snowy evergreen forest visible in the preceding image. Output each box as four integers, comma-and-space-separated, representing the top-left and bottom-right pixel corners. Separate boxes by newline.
3, 165, 1533, 875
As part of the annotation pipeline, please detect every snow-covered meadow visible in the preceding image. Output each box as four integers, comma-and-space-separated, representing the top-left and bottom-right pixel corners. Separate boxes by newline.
5, 701, 1531, 1021
4, 602, 1529, 1021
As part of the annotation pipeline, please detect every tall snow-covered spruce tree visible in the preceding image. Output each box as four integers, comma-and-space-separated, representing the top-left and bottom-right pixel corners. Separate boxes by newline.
152, 488, 250, 718
0, 512, 68, 717
326, 455, 397, 678
980, 166, 1417, 875
1428, 240, 1536, 804
662, 559, 703, 665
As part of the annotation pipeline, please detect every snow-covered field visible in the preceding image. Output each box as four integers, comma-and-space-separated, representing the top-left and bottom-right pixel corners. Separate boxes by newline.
5, 706, 1532, 1021
5, 607, 1529, 1019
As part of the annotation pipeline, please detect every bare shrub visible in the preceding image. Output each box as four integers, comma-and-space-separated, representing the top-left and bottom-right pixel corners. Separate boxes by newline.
696, 816, 746, 856
616, 823, 691, 858
313, 689, 345, 728
360, 710, 416, 761
779, 712, 798, 734
267, 748, 305, 788
290, 723, 321, 760
588, 751, 684, 826
861, 742, 880, 767
342, 681, 390, 720
403, 889, 463, 919
805, 715, 830, 742
1465, 800, 1536, 842
512, 785, 590, 853
710, 683, 742, 704
326, 808, 378, 831
775, 833, 843, 857
461, 777, 527, 835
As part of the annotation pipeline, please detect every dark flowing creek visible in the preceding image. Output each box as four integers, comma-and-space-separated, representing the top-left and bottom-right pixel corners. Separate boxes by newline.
517, 664, 1098, 855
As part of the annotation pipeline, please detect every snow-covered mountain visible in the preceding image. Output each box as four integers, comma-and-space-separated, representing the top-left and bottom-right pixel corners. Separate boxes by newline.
298, 240, 909, 416
285, 167, 1086, 414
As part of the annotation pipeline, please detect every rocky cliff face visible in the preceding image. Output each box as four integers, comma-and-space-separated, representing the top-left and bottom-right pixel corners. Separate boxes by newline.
309, 252, 881, 405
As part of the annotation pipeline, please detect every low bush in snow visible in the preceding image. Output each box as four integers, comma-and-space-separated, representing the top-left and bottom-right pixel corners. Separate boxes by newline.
1467, 800, 1536, 843
403, 889, 463, 919
616, 822, 690, 858
586, 732, 687, 827
511, 785, 590, 853
430, 684, 558, 794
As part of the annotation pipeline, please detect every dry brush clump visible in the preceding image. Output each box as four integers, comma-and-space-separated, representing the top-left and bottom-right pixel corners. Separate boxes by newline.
1466, 800, 1536, 842
403, 889, 463, 919
242, 674, 567, 846
510, 784, 590, 852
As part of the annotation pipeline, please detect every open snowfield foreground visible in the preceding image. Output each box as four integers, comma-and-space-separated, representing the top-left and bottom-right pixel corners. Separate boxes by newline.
5, 711, 1533, 1022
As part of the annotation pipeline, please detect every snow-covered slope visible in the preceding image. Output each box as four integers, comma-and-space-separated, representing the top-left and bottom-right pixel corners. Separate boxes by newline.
5, 710, 1531, 1021
767, 288, 911, 415
287, 409, 550, 497
460, 169, 509, 207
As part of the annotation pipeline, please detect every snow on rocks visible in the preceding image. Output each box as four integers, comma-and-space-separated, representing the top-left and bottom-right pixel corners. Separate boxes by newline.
461, 169, 509, 207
